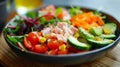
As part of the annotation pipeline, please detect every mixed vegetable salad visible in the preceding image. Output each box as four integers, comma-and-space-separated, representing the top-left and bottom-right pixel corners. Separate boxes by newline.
4, 5, 117, 55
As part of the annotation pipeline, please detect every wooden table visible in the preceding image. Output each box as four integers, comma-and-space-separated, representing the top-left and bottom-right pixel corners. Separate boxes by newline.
0, 11, 120, 67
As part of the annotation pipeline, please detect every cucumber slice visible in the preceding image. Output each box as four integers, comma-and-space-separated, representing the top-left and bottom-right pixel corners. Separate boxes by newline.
79, 27, 94, 39
103, 23, 117, 34
68, 36, 91, 50
89, 26, 103, 36
100, 34, 116, 39
87, 39, 113, 48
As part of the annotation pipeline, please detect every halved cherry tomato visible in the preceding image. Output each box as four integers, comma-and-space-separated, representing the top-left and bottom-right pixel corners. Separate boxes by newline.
24, 37, 32, 50
48, 49, 58, 55
58, 49, 68, 55
47, 39, 63, 49
34, 45, 48, 53
27, 32, 39, 45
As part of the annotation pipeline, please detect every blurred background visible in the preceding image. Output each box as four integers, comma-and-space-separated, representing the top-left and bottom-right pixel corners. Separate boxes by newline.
0, 0, 120, 32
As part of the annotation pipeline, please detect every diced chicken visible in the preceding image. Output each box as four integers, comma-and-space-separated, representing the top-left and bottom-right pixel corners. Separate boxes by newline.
41, 22, 78, 42
41, 26, 53, 36
57, 22, 68, 29
70, 25, 78, 34
52, 26, 63, 34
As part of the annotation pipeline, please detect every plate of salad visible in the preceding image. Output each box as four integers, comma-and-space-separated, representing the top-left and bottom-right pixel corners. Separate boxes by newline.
3, 5, 120, 64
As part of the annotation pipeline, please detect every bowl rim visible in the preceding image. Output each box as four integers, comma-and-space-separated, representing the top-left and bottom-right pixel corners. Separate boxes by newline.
3, 6, 120, 57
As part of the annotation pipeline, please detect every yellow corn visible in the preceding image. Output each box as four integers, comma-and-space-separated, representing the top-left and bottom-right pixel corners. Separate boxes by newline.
95, 36, 102, 41
59, 44, 66, 51
44, 34, 49, 38
39, 37, 47, 44
103, 29, 111, 34
74, 33, 79, 38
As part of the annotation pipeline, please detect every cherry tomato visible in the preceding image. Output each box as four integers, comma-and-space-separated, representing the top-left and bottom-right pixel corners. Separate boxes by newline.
57, 13, 64, 19
34, 45, 48, 53
47, 39, 63, 49
24, 37, 33, 50
48, 49, 58, 55
48, 36, 57, 40
58, 49, 68, 55
44, 13, 54, 20
27, 32, 39, 45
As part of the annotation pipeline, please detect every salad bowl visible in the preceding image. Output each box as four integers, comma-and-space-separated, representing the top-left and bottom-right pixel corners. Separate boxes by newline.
3, 5, 120, 65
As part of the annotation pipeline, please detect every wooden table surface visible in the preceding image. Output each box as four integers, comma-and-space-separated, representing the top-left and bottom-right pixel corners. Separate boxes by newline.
0, 11, 120, 67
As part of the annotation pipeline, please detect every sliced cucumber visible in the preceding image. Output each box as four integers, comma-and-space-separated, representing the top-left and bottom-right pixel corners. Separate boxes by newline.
79, 27, 94, 39
89, 26, 103, 36
100, 34, 116, 39
103, 23, 117, 34
87, 39, 113, 48
67, 36, 91, 50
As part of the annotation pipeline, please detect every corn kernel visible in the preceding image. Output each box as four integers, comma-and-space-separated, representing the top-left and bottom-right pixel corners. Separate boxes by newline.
104, 29, 111, 34
74, 33, 79, 38
39, 37, 47, 44
59, 44, 66, 51
95, 36, 102, 41
44, 34, 49, 38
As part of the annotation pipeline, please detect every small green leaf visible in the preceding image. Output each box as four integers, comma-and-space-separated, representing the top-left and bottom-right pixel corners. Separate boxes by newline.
38, 11, 47, 17
69, 6, 82, 16
7, 35, 18, 45
55, 7, 63, 15
26, 11, 37, 18
40, 17, 47, 24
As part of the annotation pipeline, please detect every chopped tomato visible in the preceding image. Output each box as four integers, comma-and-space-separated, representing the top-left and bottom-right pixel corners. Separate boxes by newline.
27, 32, 39, 45
48, 49, 58, 55
56, 9, 69, 19
48, 36, 57, 40
57, 12, 64, 19
47, 39, 63, 49
34, 45, 48, 53
43, 14, 54, 20
58, 49, 68, 55
24, 37, 33, 50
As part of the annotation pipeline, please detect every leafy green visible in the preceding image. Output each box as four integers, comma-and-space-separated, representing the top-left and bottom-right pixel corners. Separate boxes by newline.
26, 11, 37, 18
40, 17, 47, 24
55, 7, 63, 15
38, 11, 47, 17
69, 6, 82, 16
93, 10, 106, 19
11, 36, 24, 43
7, 35, 19, 45
4, 28, 14, 35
